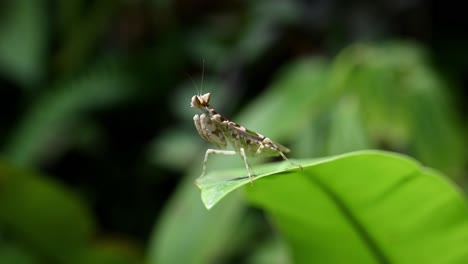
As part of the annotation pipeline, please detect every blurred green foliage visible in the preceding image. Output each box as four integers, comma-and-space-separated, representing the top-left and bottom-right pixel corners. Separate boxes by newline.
0, 0, 467, 263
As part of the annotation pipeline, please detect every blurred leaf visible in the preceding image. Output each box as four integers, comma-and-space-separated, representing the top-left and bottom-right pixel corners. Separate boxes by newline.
0, 245, 38, 264
73, 240, 142, 264
146, 176, 247, 264
197, 150, 468, 263
0, 0, 47, 86
327, 42, 466, 177
234, 1, 301, 63
238, 57, 331, 142
290, 112, 330, 158
326, 96, 369, 155
246, 233, 291, 264
148, 129, 201, 169
405, 75, 465, 178
0, 161, 95, 262
3, 60, 134, 166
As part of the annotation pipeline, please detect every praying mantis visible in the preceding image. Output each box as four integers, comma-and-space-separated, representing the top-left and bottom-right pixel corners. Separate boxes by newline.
191, 92, 301, 185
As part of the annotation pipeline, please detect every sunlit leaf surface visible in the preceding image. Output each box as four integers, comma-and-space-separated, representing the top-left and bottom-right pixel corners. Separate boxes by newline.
197, 150, 468, 263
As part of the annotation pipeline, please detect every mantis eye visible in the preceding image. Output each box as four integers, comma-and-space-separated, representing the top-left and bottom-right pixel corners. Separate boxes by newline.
201, 93, 211, 104
191, 95, 202, 108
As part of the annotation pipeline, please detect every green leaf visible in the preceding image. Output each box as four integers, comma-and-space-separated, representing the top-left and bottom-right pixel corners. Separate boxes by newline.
0, 161, 95, 262
71, 242, 142, 264
196, 150, 468, 263
195, 160, 305, 210
0, 245, 38, 264
0, 0, 47, 86
237, 58, 331, 141
146, 176, 248, 264
328, 42, 466, 177
326, 96, 369, 155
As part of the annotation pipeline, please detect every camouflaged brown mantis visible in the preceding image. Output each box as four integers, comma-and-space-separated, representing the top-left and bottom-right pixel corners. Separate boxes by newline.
191, 92, 301, 185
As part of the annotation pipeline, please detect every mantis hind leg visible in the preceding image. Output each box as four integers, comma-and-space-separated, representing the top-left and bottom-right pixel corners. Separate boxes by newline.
239, 147, 254, 186
279, 151, 303, 171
